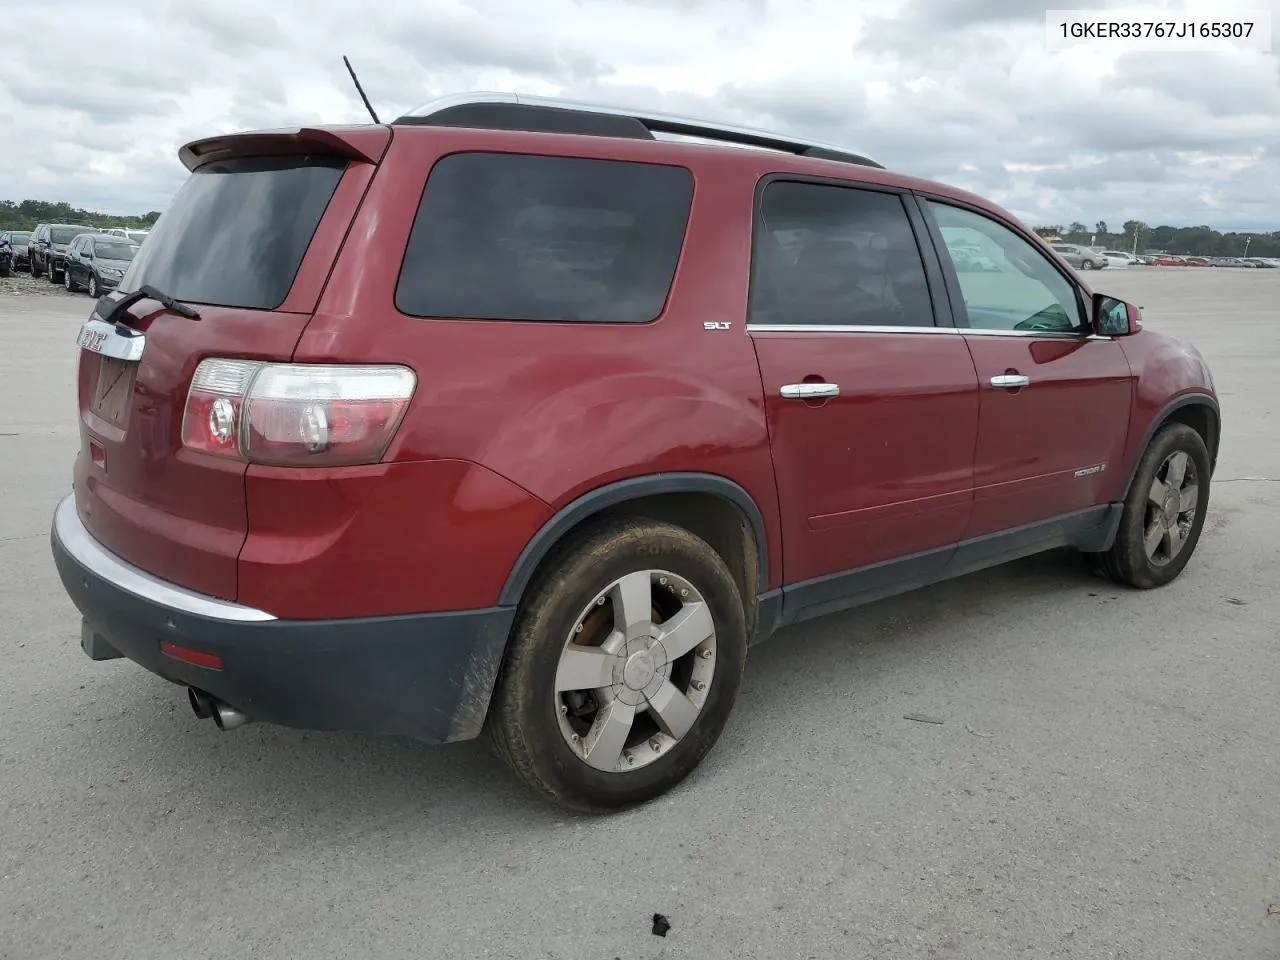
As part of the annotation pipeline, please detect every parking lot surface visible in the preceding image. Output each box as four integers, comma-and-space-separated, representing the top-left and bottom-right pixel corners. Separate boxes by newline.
1, 268, 1277, 959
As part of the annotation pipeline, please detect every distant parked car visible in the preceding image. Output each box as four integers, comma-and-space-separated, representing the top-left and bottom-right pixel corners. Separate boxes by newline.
1211, 257, 1254, 268
1246, 258, 1277, 268
1151, 255, 1188, 266
1183, 257, 1212, 267
0, 230, 33, 276
62, 233, 138, 297
1100, 250, 1141, 267
1050, 243, 1108, 270
29, 223, 100, 282
102, 227, 151, 244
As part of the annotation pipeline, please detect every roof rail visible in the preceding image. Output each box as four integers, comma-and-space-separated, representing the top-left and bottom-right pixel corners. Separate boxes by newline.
394, 92, 884, 169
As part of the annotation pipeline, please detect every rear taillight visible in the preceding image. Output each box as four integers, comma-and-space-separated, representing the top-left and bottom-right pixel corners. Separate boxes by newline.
181, 359, 416, 467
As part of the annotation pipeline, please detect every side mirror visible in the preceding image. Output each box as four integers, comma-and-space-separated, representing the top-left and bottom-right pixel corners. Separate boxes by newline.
1092, 293, 1141, 336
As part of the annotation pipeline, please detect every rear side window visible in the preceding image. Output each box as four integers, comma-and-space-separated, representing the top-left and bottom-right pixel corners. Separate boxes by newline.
118, 155, 345, 310
750, 180, 934, 327
395, 152, 694, 323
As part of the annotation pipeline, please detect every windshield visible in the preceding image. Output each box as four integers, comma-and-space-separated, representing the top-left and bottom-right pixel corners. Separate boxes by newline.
95, 242, 137, 261
51, 226, 93, 243
119, 155, 345, 310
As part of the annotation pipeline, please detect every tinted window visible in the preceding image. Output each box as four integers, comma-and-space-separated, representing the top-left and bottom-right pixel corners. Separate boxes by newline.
928, 201, 1086, 335
396, 152, 693, 323
51, 226, 92, 243
12, 232, 30, 243
750, 181, 934, 327
96, 241, 137, 260
118, 155, 345, 310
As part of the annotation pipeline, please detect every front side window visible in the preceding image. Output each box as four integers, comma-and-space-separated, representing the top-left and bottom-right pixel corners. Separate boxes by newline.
396, 152, 694, 323
750, 180, 934, 327
928, 202, 1086, 335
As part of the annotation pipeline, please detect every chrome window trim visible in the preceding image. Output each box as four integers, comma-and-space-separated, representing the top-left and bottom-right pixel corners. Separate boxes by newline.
746, 323, 1106, 340
52, 495, 277, 623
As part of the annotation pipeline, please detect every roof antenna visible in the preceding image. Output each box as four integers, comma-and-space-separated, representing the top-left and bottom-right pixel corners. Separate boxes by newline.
342, 55, 381, 124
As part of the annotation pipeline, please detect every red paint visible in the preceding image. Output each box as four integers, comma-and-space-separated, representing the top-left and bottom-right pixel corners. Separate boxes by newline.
752, 329, 979, 582
70, 120, 1217, 620
962, 335, 1133, 536
237, 459, 551, 619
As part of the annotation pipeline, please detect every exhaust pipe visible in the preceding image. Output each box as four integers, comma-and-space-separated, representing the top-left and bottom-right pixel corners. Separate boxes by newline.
212, 701, 251, 731
188, 687, 252, 731
188, 687, 216, 720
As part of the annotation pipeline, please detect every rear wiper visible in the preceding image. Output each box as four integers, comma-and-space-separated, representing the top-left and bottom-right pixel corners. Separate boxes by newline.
95, 284, 201, 330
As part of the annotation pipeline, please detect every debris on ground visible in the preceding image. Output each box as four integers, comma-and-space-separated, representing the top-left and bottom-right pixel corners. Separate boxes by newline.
651, 913, 671, 937
965, 725, 994, 738
903, 713, 945, 725
1267, 903, 1280, 916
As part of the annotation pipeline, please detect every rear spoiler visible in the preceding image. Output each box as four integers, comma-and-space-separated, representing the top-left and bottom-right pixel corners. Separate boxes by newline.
178, 126, 391, 172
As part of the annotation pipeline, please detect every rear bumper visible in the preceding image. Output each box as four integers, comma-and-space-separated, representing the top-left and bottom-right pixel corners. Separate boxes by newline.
50, 495, 515, 743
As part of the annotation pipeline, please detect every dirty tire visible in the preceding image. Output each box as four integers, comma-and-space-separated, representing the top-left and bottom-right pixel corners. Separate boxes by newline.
1091, 422, 1210, 589
486, 518, 748, 813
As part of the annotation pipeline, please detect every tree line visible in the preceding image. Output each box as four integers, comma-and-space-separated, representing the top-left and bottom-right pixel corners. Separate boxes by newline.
0, 200, 161, 232
1032, 219, 1279, 258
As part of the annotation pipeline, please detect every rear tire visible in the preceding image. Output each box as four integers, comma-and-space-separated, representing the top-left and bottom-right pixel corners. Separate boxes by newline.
1090, 422, 1210, 588
487, 518, 748, 812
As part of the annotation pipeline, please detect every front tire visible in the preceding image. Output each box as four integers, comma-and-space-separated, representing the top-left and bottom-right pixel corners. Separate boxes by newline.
87, 274, 99, 298
47, 262, 61, 283
1080, 259, 1095, 270
487, 518, 749, 812
1092, 423, 1210, 588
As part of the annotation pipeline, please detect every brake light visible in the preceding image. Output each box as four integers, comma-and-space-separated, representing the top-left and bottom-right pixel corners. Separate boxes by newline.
181, 359, 416, 467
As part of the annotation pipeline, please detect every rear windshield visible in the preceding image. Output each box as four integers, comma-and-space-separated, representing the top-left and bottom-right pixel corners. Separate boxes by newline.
118, 155, 346, 310
95, 241, 137, 261
395, 152, 694, 323
11, 232, 31, 243
51, 226, 93, 243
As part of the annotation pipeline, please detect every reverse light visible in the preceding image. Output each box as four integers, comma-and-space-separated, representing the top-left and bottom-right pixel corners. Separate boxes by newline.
181, 359, 416, 467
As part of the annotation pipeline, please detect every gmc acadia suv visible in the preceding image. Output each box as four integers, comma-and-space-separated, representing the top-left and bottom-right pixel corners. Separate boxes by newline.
50, 93, 1220, 812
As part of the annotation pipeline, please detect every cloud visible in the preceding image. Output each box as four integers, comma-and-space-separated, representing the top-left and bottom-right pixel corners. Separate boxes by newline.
0, 0, 1276, 229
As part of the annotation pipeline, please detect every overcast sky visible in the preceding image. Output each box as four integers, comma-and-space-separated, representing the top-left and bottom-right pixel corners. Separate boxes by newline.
1, 0, 1277, 229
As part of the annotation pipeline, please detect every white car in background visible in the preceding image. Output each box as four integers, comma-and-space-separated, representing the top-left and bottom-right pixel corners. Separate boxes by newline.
1101, 250, 1141, 267
102, 228, 150, 244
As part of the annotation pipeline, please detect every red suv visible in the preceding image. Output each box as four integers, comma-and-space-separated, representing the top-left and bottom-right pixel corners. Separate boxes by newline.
50, 93, 1220, 812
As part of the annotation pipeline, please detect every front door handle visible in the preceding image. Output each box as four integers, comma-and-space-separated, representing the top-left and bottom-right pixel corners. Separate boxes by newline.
989, 374, 1030, 388
780, 383, 840, 400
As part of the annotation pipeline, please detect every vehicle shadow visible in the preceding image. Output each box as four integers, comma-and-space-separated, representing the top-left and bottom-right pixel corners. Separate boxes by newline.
66, 548, 1105, 830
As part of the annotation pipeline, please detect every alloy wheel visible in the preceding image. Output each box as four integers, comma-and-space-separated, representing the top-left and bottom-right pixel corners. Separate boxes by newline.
1144, 450, 1199, 566
554, 569, 716, 773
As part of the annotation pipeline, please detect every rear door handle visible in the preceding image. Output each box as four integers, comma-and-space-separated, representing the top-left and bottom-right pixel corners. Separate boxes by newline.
989, 374, 1030, 388
780, 382, 840, 400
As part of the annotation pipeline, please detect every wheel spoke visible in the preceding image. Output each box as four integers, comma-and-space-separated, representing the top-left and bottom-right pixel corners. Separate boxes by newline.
611, 571, 654, 642
555, 646, 620, 692
1147, 478, 1168, 507
1165, 451, 1188, 490
646, 679, 700, 740
581, 698, 635, 771
1143, 519, 1164, 559
656, 601, 714, 662
1164, 524, 1185, 558
1179, 484, 1199, 514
